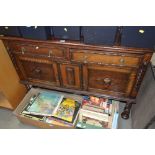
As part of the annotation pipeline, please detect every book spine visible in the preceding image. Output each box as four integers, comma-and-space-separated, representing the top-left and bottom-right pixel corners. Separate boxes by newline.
112, 112, 119, 129
80, 109, 109, 122
46, 117, 73, 127
82, 105, 105, 114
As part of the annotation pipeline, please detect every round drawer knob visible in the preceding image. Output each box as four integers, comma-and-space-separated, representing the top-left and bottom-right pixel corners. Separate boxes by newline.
35, 46, 39, 50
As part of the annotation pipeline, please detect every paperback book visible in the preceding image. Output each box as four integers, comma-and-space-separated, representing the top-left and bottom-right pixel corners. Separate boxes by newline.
22, 91, 64, 116
52, 98, 81, 123
82, 96, 113, 115
21, 113, 46, 121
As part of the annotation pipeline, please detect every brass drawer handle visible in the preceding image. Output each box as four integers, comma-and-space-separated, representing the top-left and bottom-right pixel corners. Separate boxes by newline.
96, 78, 112, 85
33, 68, 41, 74
48, 50, 53, 57
83, 55, 88, 63
120, 58, 125, 64
103, 78, 111, 84
21, 47, 25, 54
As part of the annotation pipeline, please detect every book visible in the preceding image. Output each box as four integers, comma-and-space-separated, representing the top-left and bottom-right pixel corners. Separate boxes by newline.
112, 112, 119, 129
21, 113, 46, 121
46, 116, 74, 127
46, 118, 72, 127
82, 96, 112, 115
111, 100, 119, 129
52, 98, 81, 123
82, 104, 109, 115
76, 115, 109, 129
22, 91, 64, 116
79, 109, 109, 122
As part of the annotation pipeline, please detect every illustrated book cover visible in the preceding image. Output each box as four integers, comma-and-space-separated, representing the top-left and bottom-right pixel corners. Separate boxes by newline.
22, 91, 64, 116
82, 96, 113, 115
52, 98, 81, 123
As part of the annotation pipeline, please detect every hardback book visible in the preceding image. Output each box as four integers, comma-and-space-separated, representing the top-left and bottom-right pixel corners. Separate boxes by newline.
22, 91, 64, 116
52, 98, 81, 123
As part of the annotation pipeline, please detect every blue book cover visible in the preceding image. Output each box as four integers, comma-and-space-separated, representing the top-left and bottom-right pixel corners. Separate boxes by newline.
23, 91, 64, 116
112, 112, 119, 129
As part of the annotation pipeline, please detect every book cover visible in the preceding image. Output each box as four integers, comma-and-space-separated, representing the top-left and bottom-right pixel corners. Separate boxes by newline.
22, 91, 64, 116
52, 98, 81, 123
82, 96, 112, 114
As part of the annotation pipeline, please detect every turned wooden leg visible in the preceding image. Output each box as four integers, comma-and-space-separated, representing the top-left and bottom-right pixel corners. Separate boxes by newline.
121, 102, 132, 119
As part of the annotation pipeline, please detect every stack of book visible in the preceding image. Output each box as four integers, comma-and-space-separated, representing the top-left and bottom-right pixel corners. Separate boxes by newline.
76, 96, 119, 129
21, 91, 81, 128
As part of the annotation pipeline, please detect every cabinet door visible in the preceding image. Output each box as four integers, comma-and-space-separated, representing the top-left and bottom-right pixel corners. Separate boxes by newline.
60, 63, 81, 89
14, 55, 60, 86
83, 64, 137, 98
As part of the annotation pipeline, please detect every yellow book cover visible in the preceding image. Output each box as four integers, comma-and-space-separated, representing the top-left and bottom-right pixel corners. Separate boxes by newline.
53, 98, 76, 122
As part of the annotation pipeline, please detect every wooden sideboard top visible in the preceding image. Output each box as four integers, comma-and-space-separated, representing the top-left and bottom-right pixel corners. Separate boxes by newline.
0, 36, 154, 54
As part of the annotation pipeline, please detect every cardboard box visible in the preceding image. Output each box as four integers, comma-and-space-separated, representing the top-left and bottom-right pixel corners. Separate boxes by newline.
13, 87, 83, 129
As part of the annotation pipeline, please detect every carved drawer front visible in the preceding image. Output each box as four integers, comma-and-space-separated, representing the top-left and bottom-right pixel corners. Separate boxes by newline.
9, 42, 67, 59
14, 56, 60, 86
71, 49, 141, 67
60, 64, 81, 89
83, 65, 137, 98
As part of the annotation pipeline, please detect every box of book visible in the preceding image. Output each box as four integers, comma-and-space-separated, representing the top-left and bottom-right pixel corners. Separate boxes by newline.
76, 96, 119, 129
13, 88, 83, 129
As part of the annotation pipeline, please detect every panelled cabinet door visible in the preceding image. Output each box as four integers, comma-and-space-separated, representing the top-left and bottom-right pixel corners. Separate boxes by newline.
14, 55, 60, 86
60, 63, 81, 89
83, 64, 137, 98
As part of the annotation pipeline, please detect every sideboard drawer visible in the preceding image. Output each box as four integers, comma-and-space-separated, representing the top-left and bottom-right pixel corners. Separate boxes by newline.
83, 65, 137, 97
9, 42, 67, 59
71, 49, 141, 67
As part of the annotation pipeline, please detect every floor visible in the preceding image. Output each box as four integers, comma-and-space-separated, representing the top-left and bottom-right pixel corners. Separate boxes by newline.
0, 103, 132, 129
